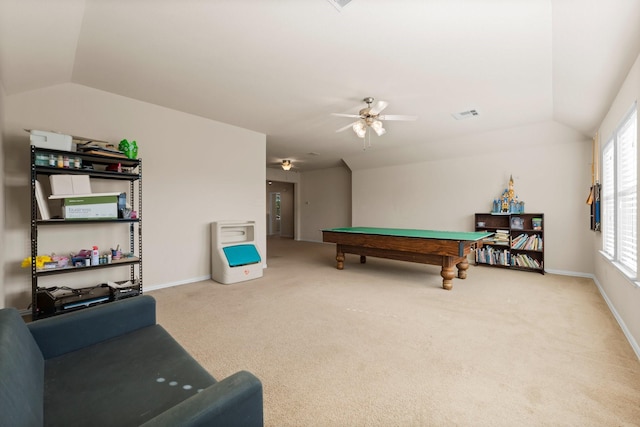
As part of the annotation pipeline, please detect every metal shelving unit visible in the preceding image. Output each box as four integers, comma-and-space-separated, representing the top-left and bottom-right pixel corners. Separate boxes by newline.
30, 146, 143, 319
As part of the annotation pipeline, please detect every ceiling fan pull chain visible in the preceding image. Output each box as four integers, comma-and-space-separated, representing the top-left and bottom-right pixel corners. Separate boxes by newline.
363, 127, 370, 150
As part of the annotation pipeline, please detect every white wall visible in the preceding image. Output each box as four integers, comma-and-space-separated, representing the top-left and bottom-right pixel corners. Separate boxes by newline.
594, 52, 640, 357
299, 166, 351, 242
3, 83, 265, 308
347, 120, 593, 275
265, 166, 352, 242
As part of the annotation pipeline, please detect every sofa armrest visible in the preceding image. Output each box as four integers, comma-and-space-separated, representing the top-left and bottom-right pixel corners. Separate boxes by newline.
28, 295, 156, 359
141, 370, 263, 427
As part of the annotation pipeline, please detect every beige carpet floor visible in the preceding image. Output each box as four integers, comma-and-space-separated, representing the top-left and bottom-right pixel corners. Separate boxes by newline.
150, 237, 640, 426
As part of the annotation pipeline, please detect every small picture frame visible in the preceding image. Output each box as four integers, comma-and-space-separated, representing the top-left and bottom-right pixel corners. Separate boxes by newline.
511, 216, 524, 230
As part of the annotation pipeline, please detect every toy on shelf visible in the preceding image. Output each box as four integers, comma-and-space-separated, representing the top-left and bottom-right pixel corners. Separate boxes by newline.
491, 175, 525, 214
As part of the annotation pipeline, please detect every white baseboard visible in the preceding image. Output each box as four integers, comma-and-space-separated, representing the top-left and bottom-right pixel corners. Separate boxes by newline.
545, 268, 593, 278
590, 275, 640, 361
144, 275, 211, 292
546, 269, 639, 360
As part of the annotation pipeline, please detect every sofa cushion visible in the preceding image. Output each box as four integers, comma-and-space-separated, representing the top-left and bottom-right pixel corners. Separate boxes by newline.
43, 324, 216, 427
29, 294, 157, 359
0, 308, 45, 427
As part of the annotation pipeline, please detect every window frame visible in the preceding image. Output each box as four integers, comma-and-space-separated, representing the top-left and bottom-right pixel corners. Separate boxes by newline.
601, 101, 638, 281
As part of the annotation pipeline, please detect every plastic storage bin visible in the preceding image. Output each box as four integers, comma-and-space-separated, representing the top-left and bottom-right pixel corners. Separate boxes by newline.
211, 221, 263, 284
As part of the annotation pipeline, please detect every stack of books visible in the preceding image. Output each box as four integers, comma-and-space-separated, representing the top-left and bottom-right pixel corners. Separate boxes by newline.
482, 229, 510, 246
76, 141, 127, 158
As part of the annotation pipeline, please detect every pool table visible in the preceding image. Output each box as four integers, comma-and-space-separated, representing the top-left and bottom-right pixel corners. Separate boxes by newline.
322, 227, 492, 290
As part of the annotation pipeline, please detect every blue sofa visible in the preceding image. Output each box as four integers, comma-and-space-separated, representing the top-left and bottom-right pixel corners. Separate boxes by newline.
0, 295, 263, 426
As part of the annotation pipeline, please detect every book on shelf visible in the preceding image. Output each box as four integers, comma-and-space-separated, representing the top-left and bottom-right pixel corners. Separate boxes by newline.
513, 234, 543, 251
511, 253, 542, 269
511, 233, 527, 249
34, 180, 50, 220
476, 246, 510, 266
523, 235, 536, 250
494, 230, 510, 239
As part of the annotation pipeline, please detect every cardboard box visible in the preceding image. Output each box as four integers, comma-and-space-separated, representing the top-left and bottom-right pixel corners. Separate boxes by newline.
50, 175, 92, 196
30, 130, 73, 151
62, 195, 118, 219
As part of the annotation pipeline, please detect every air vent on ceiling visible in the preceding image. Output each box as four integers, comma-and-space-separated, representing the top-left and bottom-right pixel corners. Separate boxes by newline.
327, 0, 352, 11
452, 109, 479, 120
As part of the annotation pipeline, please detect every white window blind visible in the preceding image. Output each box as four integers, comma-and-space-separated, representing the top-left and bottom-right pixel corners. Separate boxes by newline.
617, 109, 637, 273
601, 102, 637, 276
602, 141, 615, 257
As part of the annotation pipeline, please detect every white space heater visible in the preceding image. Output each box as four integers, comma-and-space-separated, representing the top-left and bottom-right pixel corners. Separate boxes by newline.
211, 220, 263, 284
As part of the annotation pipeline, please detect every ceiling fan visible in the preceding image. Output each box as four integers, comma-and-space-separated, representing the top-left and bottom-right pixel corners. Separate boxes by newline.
332, 97, 417, 138
267, 158, 302, 171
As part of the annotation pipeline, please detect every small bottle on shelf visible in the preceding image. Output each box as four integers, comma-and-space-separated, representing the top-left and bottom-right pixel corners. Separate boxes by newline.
91, 246, 99, 266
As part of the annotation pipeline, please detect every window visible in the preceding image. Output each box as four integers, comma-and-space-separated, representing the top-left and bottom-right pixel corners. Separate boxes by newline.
601, 102, 637, 277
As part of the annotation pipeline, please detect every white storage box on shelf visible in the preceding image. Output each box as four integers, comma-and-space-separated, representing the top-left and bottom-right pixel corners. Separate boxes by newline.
211, 221, 262, 284
29, 130, 73, 151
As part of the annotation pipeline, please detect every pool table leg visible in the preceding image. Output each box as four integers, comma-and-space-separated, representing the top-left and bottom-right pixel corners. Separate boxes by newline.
336, 246, 345, 270
441, 257, 456, 290
456, 258, 469, 279
360, 255, 366, 264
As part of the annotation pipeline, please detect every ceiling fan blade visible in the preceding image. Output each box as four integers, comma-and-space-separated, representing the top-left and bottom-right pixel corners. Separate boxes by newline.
331, 113, 361, 118
369, 100, 389, 115
378, 114, 418, 121
336, 121, 360, 133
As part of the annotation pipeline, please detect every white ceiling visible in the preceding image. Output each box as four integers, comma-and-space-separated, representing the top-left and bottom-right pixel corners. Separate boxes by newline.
1, 0, 639, 171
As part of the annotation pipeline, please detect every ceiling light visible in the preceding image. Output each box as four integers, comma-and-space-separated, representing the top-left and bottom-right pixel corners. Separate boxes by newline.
281, 160, 292, 171
371, 120, 386, 136
352, 121, 367, 138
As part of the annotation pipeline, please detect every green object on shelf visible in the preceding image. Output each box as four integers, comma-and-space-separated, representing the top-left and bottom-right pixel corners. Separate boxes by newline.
119, 139, 139, 159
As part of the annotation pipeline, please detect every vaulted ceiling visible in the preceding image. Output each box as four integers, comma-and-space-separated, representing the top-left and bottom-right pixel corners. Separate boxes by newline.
1, 0, 639, 171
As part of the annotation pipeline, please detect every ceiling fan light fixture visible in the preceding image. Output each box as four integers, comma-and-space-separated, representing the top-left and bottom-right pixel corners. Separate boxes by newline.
371, 120, 386, 136
353, 121, 367, 138
281, 160, 292, 171
334, 97, 413, 142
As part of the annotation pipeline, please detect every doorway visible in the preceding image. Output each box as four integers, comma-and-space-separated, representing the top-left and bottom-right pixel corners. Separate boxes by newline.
266, 181, 295, 238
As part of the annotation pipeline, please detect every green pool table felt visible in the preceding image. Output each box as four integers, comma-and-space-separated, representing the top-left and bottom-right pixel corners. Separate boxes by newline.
323, 227, 492, 241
